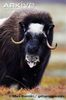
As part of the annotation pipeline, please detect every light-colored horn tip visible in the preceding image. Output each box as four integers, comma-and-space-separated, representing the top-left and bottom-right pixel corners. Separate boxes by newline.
55, 43, 57, 48
11, 37, 24, 44
52, 43, 57, 50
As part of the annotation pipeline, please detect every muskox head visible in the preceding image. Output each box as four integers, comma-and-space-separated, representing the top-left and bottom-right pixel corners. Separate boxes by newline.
11, 22, 57, 68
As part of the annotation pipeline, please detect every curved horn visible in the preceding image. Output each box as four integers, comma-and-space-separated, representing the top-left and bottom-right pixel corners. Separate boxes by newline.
11, 37, 24, 44
47, 40, 57, 50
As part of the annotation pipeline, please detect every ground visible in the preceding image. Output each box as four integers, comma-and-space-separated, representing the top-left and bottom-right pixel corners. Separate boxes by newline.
0, 76, 66, 96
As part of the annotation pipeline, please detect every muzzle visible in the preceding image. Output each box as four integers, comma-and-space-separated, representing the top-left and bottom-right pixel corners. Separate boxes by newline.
25, 54, 40, 68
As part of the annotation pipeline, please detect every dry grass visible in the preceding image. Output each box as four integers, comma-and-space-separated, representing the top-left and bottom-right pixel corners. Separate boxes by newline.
0, 77, 66, 96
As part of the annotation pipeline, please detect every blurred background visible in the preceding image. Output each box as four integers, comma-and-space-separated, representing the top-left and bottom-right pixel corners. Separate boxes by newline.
0, 0, 66, 87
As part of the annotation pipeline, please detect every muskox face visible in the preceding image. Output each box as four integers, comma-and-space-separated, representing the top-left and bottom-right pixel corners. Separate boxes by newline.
11, 23, 57, 68
24, 23, 47, 68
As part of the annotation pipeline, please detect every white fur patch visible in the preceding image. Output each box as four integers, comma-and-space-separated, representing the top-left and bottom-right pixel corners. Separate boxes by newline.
25, 54, 40, 68
27, 62, 36, 68
28, 23, 44, 35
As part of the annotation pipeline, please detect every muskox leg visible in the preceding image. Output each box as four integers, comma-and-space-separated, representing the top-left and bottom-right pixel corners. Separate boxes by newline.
0, 62, 7, 84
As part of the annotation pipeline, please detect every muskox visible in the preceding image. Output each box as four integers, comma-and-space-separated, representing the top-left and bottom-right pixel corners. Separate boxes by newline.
0, 9, 57, 89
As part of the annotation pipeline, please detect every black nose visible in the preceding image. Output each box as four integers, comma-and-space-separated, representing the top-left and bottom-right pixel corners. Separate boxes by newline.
28, 44, 38, 54
26, 39, 39, 54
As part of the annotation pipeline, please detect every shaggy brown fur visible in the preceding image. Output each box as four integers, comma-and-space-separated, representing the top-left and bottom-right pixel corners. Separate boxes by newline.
0, 8, 53, 89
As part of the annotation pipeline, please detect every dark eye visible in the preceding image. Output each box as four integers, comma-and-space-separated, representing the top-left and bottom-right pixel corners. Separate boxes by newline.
39, 34, 46, 43
39, 34, 44, 41
25, 32, 32, 41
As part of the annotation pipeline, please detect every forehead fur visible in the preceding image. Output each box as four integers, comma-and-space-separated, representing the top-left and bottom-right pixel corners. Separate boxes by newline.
28, 23, 44, 34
